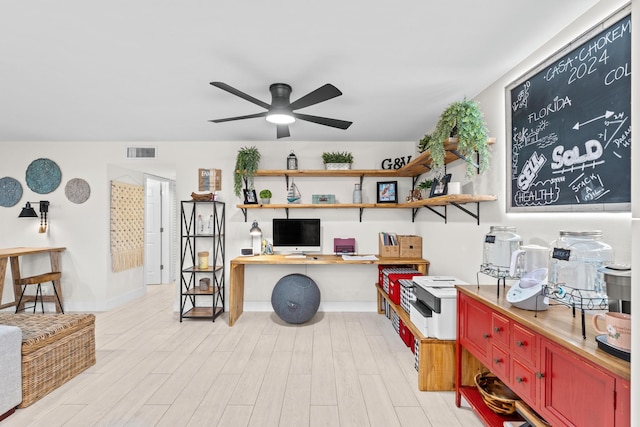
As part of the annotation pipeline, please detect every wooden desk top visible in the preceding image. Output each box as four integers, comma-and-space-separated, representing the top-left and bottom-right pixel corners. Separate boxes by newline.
231, 254, 429, 266
0, 247, 66, 258
456, 284, 630, 380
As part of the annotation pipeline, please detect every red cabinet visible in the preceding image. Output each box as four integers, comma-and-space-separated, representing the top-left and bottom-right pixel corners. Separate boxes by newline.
456, 288, 630, 427
540, 338, 615, 427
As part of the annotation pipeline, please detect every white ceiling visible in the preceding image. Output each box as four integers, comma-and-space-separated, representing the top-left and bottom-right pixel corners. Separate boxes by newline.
0, 0, 600, 143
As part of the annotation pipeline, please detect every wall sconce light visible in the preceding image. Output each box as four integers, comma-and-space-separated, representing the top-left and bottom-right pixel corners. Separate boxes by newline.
249, 220, 262, 256
18, 201, 50, 233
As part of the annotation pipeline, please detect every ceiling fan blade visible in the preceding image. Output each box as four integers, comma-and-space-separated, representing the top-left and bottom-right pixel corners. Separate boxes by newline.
289, 84, 342, 111
293, 113, 352, 130
209, 112, 267, 123
276, 125, 290, 139
210, 82, 271, 110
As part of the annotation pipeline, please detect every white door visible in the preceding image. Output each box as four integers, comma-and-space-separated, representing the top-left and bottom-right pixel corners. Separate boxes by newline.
144, 177, 162, 285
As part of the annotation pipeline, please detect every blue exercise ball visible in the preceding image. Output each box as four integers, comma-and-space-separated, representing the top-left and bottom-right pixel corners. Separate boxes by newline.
271, 274, 321, 324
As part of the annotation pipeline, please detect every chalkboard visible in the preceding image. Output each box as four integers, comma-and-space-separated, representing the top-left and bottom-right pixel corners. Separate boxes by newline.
506, 10, 631, 212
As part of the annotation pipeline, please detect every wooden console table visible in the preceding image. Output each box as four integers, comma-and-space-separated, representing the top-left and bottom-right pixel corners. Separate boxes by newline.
0, 247, 66, 312
229, 254, 429, 326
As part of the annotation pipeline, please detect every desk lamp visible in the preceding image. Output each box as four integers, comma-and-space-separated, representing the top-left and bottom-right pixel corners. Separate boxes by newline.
250, 220, 262, 256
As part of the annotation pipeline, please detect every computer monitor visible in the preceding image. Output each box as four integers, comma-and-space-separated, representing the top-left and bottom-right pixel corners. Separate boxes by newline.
272, 218, 321, 254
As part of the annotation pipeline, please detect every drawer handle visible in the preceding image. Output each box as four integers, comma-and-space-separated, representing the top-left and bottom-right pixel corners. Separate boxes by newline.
493, 358, 502, 364
516, 377, 525, 383
516, 341, 525, 347
483, 333, 490, 339
536, 372, 545, 379
493, 326, 502, 333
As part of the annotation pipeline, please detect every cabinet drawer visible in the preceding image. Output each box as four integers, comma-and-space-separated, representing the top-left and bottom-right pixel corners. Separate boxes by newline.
511, 323, 538, 367
490, 345, 510, 379
511, 359, 538, 406
491, 312, 510, 348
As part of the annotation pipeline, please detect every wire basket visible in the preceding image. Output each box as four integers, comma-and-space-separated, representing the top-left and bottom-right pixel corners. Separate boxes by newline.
474, 372, 519, 415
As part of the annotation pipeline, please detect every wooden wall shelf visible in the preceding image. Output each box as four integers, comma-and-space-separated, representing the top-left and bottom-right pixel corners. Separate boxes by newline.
237, 137, 497, 223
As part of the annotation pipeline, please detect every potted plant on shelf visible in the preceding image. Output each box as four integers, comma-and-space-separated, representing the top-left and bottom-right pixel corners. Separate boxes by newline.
322, 151, 353, 170
415, 179, 433, 199
234, 146, 261, 197
419, 98, 490, 177
259, 189, 272, 204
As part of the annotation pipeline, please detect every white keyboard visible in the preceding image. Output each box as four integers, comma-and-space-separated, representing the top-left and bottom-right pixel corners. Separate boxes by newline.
285, 254, 307, 259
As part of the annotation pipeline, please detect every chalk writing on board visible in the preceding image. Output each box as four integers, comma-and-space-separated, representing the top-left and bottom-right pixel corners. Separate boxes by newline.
507, 12, 631, 211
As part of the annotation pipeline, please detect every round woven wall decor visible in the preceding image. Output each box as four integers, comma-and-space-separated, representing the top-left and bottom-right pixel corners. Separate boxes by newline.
26, 158, 62, 194
0, 177, 23, 207
65, 178, 91, 204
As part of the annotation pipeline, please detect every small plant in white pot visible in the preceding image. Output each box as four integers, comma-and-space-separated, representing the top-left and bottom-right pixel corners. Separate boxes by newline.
322, 151, 353, 170
259, 189, 272, 204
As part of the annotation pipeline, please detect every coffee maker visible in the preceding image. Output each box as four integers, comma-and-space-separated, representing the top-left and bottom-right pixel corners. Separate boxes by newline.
601, 264, 631, 314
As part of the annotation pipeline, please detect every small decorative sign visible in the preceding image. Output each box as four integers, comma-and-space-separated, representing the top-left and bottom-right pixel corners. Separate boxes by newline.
198, 168, 221, 192
380, 156, 412, 170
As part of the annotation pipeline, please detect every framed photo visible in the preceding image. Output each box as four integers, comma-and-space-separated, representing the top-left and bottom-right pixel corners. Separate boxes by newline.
243, 189, 258, 204
430, 174, 451, 197
376, 181, 398, 203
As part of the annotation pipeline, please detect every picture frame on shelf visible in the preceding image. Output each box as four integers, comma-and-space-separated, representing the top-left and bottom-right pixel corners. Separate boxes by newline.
376, 181, 398, 203
430, 174, 452, 197
243, 189, 258, 204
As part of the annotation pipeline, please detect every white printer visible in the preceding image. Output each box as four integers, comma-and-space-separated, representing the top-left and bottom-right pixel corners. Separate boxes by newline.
410, 276, 467, 340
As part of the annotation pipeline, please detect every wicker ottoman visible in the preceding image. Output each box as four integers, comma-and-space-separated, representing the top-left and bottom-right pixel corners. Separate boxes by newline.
0, 313, 96, 408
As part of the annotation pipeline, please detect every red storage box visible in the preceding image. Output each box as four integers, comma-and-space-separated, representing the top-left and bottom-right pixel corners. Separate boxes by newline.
387, 272, 421, 304
399, 319, 414, 348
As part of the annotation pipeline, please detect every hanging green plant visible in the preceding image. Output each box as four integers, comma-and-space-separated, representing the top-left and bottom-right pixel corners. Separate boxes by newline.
420, 98, 490, 177
234, 146, 261, 197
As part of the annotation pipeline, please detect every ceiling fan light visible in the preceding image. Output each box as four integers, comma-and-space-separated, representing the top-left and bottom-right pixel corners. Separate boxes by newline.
266, 113, 295, 125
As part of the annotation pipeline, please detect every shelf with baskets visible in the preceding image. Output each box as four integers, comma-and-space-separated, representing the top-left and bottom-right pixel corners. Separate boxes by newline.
237, 138, 497, 223
180, 200, 225, 322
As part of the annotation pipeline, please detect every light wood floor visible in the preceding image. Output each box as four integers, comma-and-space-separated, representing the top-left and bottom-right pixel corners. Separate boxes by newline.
6, 284, 482, 427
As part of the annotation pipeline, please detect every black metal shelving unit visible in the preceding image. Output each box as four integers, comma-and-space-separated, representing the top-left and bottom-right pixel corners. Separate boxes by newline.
180, 200, 225, 322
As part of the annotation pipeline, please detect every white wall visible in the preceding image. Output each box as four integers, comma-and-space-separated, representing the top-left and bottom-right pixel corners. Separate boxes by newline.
0, 139, 417, 312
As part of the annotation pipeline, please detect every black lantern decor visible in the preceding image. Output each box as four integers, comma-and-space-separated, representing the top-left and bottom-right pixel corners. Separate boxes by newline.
287, 150, 298, 170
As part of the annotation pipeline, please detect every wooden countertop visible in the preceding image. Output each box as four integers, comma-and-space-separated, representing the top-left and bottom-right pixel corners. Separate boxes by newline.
0, 247, 66, 258
231, 254, 429, 266
456, 284, 630, 380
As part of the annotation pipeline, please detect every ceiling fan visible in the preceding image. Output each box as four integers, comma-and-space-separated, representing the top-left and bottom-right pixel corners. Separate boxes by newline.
209, 82, 352, 139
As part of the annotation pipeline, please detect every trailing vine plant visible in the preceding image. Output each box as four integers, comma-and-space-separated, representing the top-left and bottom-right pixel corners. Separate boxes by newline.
419, 98, 490, 177
234, 146, 261, 197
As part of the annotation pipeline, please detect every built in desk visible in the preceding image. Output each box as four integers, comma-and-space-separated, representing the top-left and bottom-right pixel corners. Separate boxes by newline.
229, 254, 429, 326
0, 247, 66, 312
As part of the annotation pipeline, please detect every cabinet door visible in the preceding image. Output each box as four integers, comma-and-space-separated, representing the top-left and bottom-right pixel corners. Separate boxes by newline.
540, 338, 615, 427
511, 323, 538, 367
511, 358, 537, 406
458, 294, 492, 362
615, 379, 630, 427
491, 312, 510, 348
490, 344, 510, 379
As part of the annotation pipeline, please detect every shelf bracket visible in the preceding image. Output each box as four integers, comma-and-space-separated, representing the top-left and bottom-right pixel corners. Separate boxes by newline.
422, 205, 447, 223
449, 149, 479, 169
285, 207, 289, 218
241, 207, 247, 222
359, 207, 364, 222
450, 201, 481, 225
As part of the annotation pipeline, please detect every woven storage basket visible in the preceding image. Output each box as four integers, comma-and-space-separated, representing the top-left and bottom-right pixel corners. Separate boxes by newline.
0, 313, 96, 408
474, 372, 519, 415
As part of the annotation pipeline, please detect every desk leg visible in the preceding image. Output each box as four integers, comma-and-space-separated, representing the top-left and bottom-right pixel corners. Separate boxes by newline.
229, 263, 245, 326
0, 258, 9, 310
9, 256, 23, 312
50, 251, 64, 313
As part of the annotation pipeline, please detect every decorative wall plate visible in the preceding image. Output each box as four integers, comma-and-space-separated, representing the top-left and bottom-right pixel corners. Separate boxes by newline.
65, 178, 91, 204
26, 158, 62, 194
0, 177, 23, 207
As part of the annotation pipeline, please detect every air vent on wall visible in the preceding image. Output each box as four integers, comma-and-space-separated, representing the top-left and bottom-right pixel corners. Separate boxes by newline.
126, 147, 156, 159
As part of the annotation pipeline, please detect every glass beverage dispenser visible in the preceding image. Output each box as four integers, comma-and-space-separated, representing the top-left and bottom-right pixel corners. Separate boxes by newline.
482, 226, 522, 276
548, 230, 614, 300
